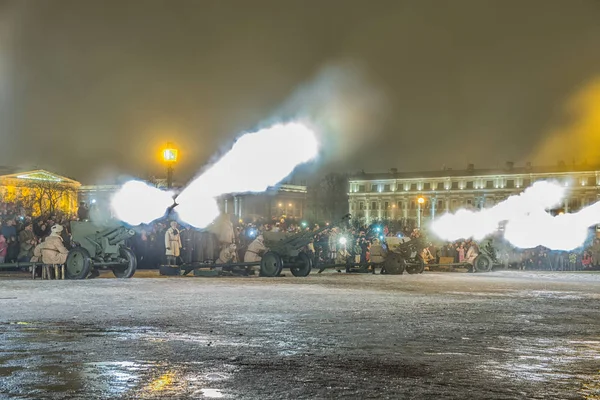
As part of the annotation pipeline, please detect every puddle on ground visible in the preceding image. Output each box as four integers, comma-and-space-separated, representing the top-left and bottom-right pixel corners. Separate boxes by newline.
0, 323, 247, 398
5, 360, 236, 398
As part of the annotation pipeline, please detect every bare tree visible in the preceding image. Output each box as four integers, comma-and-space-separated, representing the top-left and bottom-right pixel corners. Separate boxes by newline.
24, 180, 71, 216
16, 191, 38, 216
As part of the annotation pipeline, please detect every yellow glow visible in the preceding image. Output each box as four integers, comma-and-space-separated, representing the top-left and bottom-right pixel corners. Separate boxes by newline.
147, 372, 175, 392
417, 197, 425, 204
163, 148, 178, 162
288, 203, 292, 207
532, 77, 600, 165
278, 203, 282, 207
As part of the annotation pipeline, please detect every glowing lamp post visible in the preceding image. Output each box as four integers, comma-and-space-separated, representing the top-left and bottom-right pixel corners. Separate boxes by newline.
417, 196, 425, 228
163, 143, 178, 189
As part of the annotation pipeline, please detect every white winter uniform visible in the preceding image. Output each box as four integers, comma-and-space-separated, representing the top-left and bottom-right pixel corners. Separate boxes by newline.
244, 236, 267, 263
216, 245, 237, 264
165, 227, 182, 257
465, 245, 478, 265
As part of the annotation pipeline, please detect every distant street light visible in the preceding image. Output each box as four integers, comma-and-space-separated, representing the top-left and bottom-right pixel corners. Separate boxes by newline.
417, 197, 425, 228
163, 142, 178, 189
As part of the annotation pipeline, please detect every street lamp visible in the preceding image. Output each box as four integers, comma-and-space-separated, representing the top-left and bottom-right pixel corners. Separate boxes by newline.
417, 196, 425, 228
162, 143, 178, 189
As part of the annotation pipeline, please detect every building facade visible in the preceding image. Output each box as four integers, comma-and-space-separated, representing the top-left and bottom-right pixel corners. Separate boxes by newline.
219, 184, 307, 223
0, 169, 80, 217
348, 164, 600, 226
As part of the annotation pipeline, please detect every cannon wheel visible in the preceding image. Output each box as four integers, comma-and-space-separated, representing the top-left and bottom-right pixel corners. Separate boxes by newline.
112, 248, 137, 278
65, 247, 92, 280
260, 251, 283, 277
405, 255, 425, 275
473, 254, 493, 273
290, 252, 312, 277
384, 253, 406, 275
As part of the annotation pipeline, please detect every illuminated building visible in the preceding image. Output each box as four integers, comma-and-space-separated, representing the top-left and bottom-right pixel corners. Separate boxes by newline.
348, 163, 600, 226
219, 183, 307, 223
78, 178, 183, 206
0, 168, 80, 217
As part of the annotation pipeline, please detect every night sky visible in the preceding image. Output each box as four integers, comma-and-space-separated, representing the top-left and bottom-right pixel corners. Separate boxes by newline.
1, 0, 599, 183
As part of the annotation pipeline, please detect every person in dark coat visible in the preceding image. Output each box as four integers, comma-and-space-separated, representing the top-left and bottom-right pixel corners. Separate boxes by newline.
180, 226, 195, 264
193, 230, 206, 263
204, 232, 218, 261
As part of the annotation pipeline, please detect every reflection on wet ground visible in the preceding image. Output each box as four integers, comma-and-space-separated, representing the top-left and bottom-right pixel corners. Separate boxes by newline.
0, 323, 239, 398
1, 272, 599, 399
1, 320, 598, 399
483, 338, 600, 399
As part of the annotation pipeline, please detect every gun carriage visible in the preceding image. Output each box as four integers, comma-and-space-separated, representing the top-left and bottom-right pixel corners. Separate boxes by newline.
382, 236, 427, 275
65, 221, 137, 279
259, 214, 352, 277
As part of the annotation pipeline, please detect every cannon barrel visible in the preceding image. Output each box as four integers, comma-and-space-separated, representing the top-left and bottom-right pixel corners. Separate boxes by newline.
102, 227, 136, 245
273, 213, 351, 249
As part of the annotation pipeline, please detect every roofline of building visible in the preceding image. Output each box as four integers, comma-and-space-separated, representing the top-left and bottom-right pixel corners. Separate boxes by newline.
0, 169, 81, 185
349, 165, 600, 182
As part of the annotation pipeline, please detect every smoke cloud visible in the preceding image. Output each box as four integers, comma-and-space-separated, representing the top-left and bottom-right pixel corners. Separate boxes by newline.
110, 122, 319, 228
262, 61, 389, 169
430, 181, 600, 251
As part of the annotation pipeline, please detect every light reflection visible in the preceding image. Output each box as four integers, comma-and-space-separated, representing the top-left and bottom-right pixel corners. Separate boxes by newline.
480, 337, 600, 393
147, 372, 175, 392
82, 360, 234, 397
201, 388, 224, 398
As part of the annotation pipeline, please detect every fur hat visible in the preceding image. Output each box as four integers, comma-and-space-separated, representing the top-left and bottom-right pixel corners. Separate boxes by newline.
51, 224, 63, 234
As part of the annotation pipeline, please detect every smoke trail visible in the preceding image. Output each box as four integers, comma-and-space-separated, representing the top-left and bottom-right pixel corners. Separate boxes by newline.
430, 180, 600, 251
110, 122, 319, 228
175, 122, 318, 227
176, 122, 318, 200
262, 62, 388, 167
109, 62, 383, 227
430, 181, 566, 241
503, 202, 600, 251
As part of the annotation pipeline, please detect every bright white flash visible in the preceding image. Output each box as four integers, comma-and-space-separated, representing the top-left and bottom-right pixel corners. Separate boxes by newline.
175, 122, 318, 228
173, 197, 220, 230
504, 202, 600, 251
110, 181, 175, 226
110, 122, 319, 229
177, 123, 318, 199
430, 180, 600, 250
430, 181, 565, 241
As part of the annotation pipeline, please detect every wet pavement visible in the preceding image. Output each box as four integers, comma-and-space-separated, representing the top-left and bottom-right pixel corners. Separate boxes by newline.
0, 271, 599, 399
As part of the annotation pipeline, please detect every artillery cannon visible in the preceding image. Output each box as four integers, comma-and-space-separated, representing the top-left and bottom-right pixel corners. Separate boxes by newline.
66, 221, 137, 279
470, 238, 498, 273
382, 236, 427, 275
260, 214, 352, 277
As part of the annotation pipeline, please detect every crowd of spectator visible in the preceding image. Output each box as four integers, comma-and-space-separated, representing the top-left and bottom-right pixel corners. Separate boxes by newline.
2, 199, 599, 272
0, 202, 74, 264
